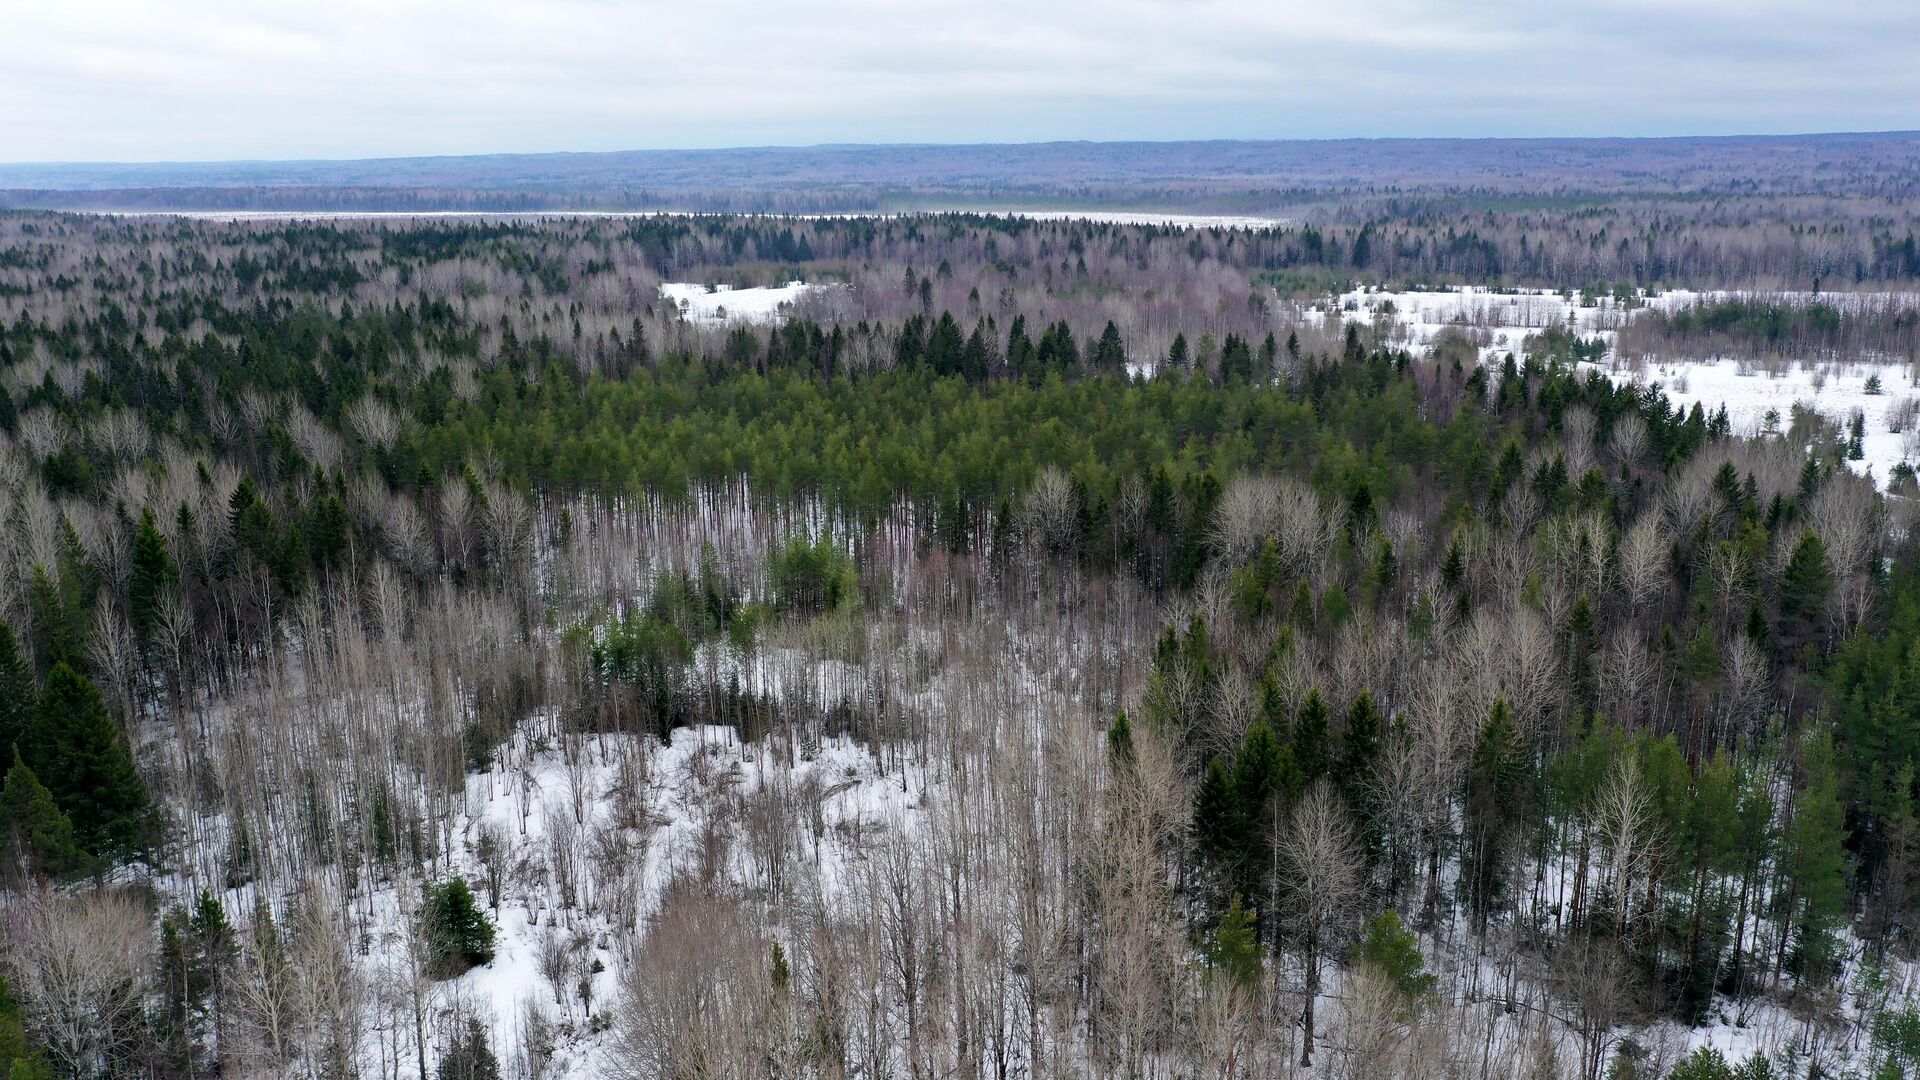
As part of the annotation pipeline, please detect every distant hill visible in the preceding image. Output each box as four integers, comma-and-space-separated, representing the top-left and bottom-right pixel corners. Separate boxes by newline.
3, 132, 1917, 213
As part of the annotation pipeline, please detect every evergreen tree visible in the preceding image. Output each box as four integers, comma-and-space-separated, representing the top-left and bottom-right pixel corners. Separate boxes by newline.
1205, 894, 1262, 991
25, 563, 87, 676
1465, 698, 1525, 932
129, 506, 178, 648
0, 622, 31, 765
1094, 321, 1126, 372
0, 975, 57, 1080
26, 663, 148, 860
422, 877, 496, 977
1106, 710, 1135, 768
436, 1018, 501, 1080
1778, 531, 1833, 652
1294, 690, 1332, 783
1357, 910, 1436, 1008
1783, 730, 1850, 983
0, 753, 87, 881
1166, 332, 1190, 373
1340, 690, 1382, 820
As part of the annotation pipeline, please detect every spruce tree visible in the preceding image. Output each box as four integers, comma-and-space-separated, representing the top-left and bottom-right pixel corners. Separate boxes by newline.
436, 1018, 501, 1080
1783, 730, 1850, 983
1294, 690, 1332, 783
0, 753, 88, 881
1205, 894, 1262, 991
1166, 332, 1190, 373
129, 506, 178, 648
1778, 531, 1833, 651
1094, 321, 1126, 372
423, 877, 496, 977
0, 621, 31, 764
27, 662, 148, 860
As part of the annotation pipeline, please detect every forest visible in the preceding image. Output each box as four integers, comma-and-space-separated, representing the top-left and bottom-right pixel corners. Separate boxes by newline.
0, 205, 1918, 1080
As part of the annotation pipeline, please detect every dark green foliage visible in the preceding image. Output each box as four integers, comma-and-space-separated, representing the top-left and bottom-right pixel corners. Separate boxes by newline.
0, 624, 31, 765
129, 507, 178, 648
1106, 710, 1134, 768
1666, 1047, 1734, 1080
1782, 730, 1850, 983
422, 878, 496, 977
769, 536, 857, 617
0, 754, 88, 881
25, 554, 90, 677
157, 892, 234, 1076
0, 976, 56, 1080
1357, 910, 1436, 1007
1465, 698, 1526, 931
437, 1018, 502, 1080
1294, 690, 1331, 784
1777, 531, 1833, 652
1830, 572, 1920, 881
1205, 894, 1262, 990
25, 663, 148, 860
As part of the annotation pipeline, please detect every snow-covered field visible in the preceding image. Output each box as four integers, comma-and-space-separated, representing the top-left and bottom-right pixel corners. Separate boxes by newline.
995, 209, 1288, 229
1331, 285, 1920, 485
658, 280, 819, 323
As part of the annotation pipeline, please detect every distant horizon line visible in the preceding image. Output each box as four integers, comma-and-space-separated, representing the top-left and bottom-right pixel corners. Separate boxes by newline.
5, 127, 1917, 170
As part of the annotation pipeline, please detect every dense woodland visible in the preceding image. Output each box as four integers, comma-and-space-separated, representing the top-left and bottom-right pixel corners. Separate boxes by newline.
1, 208, 1919, 1080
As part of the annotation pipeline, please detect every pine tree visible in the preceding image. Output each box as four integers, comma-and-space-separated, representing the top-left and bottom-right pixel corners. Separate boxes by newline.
1341, 691, 1382, 803
1777, 531, 1833, 652
1783, 730, 1850, 983
0, 753, 88, 881
1294, 690, 1332, 783
25, 563, 87, 676
1193, 759, 1239, 861
1205, 894, 1262, 991
1357, 910, 1436, 1007
1465, 698, 1524, 931
436, 1018, 501, 1080
423, 877, 496, 977
1166, 332, 1190, 373
26, 662, 148, 860
0, 621, 31, 764
1094, 321, 1126, 372
129, 506, 178, 648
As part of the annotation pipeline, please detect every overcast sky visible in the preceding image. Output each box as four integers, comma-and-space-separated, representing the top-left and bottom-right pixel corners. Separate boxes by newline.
4, 0, 1918, 163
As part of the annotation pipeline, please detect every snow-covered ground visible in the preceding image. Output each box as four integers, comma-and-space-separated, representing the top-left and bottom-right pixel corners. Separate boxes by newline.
423, 722, 922, 1074
1329, 284, 1920, 485
165, 717, 928, 1078
658, 280, 818, 323
994, 209, 1288, 229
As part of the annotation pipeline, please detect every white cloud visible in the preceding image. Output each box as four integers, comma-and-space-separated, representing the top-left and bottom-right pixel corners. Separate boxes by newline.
2, 0, 1917, 162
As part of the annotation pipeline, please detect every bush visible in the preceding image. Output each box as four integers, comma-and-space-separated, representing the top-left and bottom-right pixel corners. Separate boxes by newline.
422, 878, 495, 978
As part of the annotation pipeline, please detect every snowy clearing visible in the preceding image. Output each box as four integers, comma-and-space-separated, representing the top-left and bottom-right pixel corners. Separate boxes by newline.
1328, 284, 1920, 485
658, 280, 819, 324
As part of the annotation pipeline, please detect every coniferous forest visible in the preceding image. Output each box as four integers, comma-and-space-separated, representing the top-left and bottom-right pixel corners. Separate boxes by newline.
1, 205, 1920, 1080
